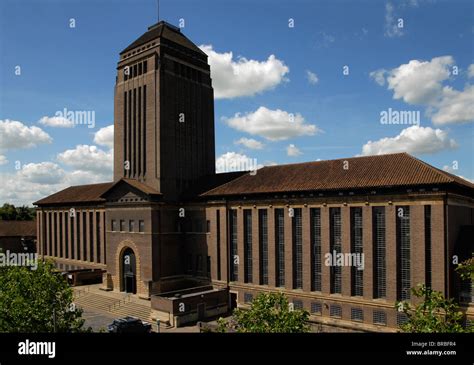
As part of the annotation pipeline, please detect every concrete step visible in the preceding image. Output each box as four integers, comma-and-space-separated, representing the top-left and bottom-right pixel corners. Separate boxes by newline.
74, 293, 121, 311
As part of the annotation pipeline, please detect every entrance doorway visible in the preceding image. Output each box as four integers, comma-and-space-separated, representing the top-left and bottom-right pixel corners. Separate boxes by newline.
121, 248, 136, 294
229, 292, 238, 311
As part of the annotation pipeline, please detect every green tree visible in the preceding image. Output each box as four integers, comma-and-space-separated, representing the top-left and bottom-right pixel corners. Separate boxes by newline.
396, 284, 470, 333
456, 257, 474, 281
0, 203, 18, 220
0, 260, 88, 332
217, 292, 310, 333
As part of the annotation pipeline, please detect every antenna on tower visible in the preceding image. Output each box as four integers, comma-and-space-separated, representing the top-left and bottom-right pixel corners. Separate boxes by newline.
157, 0, 160, 22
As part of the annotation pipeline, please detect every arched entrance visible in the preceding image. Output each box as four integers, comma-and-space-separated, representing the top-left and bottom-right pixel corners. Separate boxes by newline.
121, 247, 136, 294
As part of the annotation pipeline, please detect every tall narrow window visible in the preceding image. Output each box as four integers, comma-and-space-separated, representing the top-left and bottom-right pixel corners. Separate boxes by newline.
310, 208, 321, 291
216, 210, 221, 281
76, 212, 81, 260
275, 209, 285, 287
58, 212, 63, 257
293, 208, 303, 289
48, 212, 52, 255
65, 212, 69, 259
123, 91, 127, 175
83, 212, 87, 261
89, 212, 94, 262
330, 208, 342, 294
229, 209, 238, 281
70, 214, 74, 259
243, 210, 253, 283
96, 212, 101, 263
397, 206, 411, 301
53, 212, 57, 256
373, 206, 386, 299
351, 207, 363, 296
143, 85, 146, 176
259, 209, 268, 285
424, 205, 432, 289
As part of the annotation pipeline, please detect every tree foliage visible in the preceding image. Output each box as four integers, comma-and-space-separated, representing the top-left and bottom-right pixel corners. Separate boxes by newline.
217, 292, 310, 333
0, 260, 87, 332
455, 257, 474, 281
0, 203, 35, 221
396, 284, 470, 333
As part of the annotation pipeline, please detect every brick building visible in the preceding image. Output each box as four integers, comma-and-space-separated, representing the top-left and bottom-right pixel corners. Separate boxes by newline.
34, 21, 473, 331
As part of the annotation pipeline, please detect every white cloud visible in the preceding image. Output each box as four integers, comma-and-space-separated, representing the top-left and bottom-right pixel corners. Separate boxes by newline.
0, 155, 8, 165
361, 126, 457, 156
215, 152, 258, 173
0, 120, 52, 150
200, 45, 289, 99
234, 137, 264, 150
442, 165, 474, 183
468, 64, 474, 78
386, 56, 453, 105
39, 116, 75, 128
306, 70, 319, 85
385, 2, 404, 38
369, 69, 387, 86
286, 144, 302, 157
431, 85, 474, 125
372, 56, 474, 125
94, 125, 114, 149
57, 145, 113, 174
18, 162, 66, 184
224, 106, 319, 141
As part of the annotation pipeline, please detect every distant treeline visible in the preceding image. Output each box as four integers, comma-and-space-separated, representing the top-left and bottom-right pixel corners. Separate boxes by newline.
0, 203, 35, 221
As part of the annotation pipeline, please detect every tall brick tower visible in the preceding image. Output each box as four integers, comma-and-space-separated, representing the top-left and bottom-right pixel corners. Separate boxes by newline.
113, 21, 215, 201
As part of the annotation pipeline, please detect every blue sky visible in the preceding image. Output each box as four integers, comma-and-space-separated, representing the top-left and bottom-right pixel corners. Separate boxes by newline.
0, 0, 473, 205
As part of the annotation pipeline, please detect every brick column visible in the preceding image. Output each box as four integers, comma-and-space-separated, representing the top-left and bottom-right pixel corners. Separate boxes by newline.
237, 208, 245, 283
93, 210, 98, 263
302, 206, 311, 292
268, 207, 276, 287
411, 205, 425, 303
362, 205, 373, 300
252, 208, 260, 285
52, 212, 57, 257
386, 205, 397, 302
431, 204, 445, 294
67, 211, 72, 260
341, 206, 351, 297
285, 207, 293, 290
321, 206, 330, 294
101, 211, 106, 264
36, 211, 42, 256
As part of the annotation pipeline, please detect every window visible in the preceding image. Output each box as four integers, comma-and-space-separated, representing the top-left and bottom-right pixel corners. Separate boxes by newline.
96, 212, 101, 263
229, 209, 238, 281
58, 212, 63, 257
89, 212, 94, 262
310, 208, 321, 291
330, 208, 342, 294
216, 211, 221, 281
293, 208, 303, 289
120, 220, 125, 232
244, 293, 253, 303
129, 220, 134, 232
424, 205, 432, 289
258, 209, 268, 285
293, 300, 303, 310
351, 308, 364, 322
243, 210, 253, 283
143, 60, 147, 74
351, 207, 363, 296
139, 220, 144, 232
206, 220, 210, 233
397, 206, 410, 301
65, 212, 69, 259
275, 209, 285, 287
397, 313, 408, 327
138, 62, 142, 75
330, 305, 342, 318
311, 302, 322, 315
207, 256, 211, 277
82, 212, 87, 261
373, 207, 386, 299
373, 310, 387, 325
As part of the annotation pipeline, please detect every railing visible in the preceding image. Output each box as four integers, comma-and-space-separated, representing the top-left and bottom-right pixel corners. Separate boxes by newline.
108, 294, 132, 312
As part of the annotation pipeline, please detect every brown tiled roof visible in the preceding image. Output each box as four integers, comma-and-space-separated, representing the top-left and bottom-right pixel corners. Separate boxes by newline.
34, 182, 114, 206
120, 21, 206, 56
0, 220, 36, 237
103, 178, 162, 196
202, 153, 474, 197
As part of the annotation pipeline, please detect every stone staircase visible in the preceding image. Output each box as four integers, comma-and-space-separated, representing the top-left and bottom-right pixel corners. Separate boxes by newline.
73, 288, 158, 331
